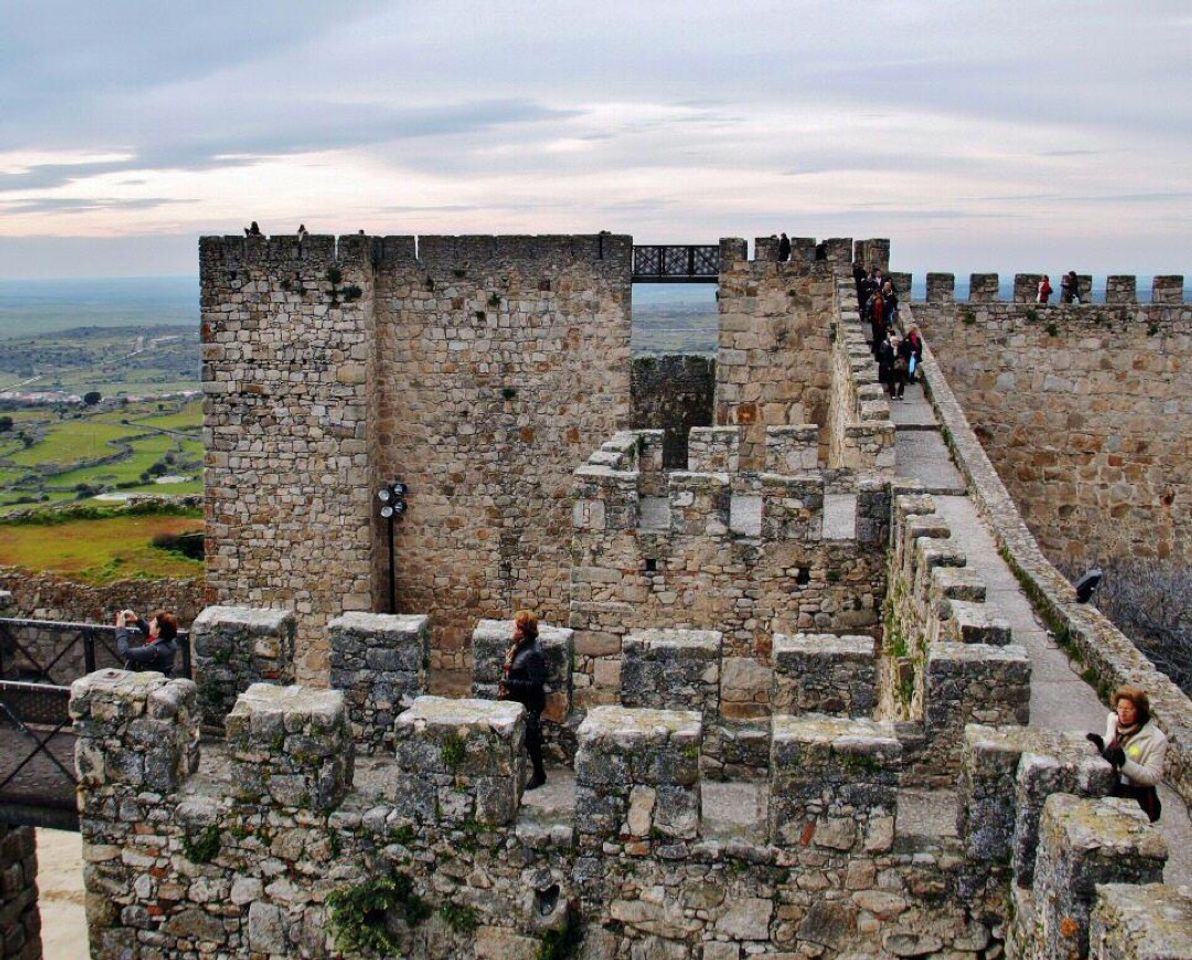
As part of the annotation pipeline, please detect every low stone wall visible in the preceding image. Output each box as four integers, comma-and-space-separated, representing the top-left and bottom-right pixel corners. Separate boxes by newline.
0, 568, 204, 631
910, 302, 1192, 808
0, 824, 41, 960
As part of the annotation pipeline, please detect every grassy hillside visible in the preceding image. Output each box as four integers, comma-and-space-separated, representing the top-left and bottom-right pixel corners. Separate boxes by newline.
0, 398, 203, 514
0, 507, 204, 583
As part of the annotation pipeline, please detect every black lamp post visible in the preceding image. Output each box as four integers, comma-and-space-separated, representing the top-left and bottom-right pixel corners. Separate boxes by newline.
377, 481, 409, 614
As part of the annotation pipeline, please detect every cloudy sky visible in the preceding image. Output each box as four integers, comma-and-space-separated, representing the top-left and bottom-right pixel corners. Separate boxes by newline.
1, 1, 1188, 278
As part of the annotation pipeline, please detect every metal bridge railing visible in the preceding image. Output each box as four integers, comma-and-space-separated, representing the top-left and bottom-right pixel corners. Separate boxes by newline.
0, 617, 192, 829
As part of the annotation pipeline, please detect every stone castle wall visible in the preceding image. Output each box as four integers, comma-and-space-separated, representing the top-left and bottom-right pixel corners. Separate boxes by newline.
0, 824, 41, 960
201, 234, 632, 680
714, 240, 839, 468
201, 235, 377, 682
630, 353, 715, 468
912, 280, 1190, 567
370, 236, 632, 673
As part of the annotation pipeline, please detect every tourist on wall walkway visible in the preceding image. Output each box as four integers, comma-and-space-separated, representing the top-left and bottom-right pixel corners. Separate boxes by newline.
1087, 686, 1168, 822
115, 608, 179, 676
500, 609, 548, 790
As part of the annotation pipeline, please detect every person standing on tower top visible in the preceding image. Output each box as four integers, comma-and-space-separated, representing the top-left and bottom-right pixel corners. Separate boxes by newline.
1037, 275, 1053, 303
778, 233, 791, 262
500, 610, 548, 791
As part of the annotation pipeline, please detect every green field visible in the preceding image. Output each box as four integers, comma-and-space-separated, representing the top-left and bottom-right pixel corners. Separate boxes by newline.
0, 398, 203, 515
0, 509, 204, 584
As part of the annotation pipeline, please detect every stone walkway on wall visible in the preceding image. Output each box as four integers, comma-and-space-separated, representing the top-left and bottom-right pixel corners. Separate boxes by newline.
893, 380, 1192, 886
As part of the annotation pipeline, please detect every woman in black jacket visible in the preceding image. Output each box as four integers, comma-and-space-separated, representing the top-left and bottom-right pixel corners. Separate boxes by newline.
500, 610, 547, 790
116, 608, 179, 676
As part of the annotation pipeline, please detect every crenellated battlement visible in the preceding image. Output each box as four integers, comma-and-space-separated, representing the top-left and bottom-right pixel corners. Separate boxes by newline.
68, 665, 1183, 959
917, 270, 1186, 305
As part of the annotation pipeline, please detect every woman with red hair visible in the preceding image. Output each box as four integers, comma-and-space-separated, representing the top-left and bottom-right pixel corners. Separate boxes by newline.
1088, 686, 1168, 821
500, 610, 547, 790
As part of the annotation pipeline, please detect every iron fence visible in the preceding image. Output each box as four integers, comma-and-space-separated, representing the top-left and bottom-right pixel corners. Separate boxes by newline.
632, 245, 721, 282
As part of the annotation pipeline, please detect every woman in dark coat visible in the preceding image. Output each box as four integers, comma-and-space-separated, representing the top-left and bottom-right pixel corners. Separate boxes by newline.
501, 610, 547, 790
116, 608, 179, 675
876, 334, 895, 394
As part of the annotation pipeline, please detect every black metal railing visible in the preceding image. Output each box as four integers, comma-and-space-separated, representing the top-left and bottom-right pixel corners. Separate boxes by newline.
0, 617, 191, 686
0, 617, 192, 830
632, 245, 721, 283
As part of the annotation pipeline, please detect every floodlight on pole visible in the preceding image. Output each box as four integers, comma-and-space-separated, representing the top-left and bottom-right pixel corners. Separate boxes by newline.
377, 480, 409, 613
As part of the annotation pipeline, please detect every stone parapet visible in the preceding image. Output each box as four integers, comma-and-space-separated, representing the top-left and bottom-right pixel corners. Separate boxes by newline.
575, 705, 702, 844
471, 619, 574, 726
768, 715, 899, 850
853, 238, 890, 273
70, 669, 200, 800
771, 633, 877, 717
390, 696, 525, 826
687, 426, 741, 472
957, 725, 1115, 896
1030, 796, 1167, 960
328, 611, 430, 753
906, 308, 1192, 806
1090, 883, 1192, 959
190, 605, 296, 727
226, 683, 353, 812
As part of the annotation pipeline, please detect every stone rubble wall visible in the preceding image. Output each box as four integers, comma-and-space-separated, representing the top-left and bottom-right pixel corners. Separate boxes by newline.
908, 301, 1192, 808
73, 678, 1012, 959
0, 569, 204, 678
1089, 883, 1192, 959
630, 354, 715, 469
910, 289, 1191, 567
0, 824, 41, 960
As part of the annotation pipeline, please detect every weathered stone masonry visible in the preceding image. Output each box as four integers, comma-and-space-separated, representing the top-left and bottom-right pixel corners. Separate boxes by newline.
913, 277, 1190, 567
0, 824, 41, 960
202, 234, 632, 681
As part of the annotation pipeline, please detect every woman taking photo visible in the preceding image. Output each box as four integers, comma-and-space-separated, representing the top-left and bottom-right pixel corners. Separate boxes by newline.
500, 610, 547, 790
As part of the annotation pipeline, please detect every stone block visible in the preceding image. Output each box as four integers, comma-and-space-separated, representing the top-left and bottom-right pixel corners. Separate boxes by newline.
1033, 795, 1167, 959
329, 612, 429, 753
929, 566, 987, 604
226, 683, 353, 812
924, 645, 1030, 775
760, 474, 824, 540
1090, 883, 1192, 959
71, 669, 200, 795
191, 605, 296, 726
969, 273, 1000, 301
769, 715, 900, 849
688, 426, 741, 472
575, 705, 702, 840
391, 696, 525, 825
471, 619, 574, 724
764, 424, 819, 474
621, 629, 722, 723
771, 633, 876, 717
668, 471, 731, 537
1104, 275, 1137, 304
925, 273, 955, 302
1151, 275, 1184, 304
938, 599, 1012, 646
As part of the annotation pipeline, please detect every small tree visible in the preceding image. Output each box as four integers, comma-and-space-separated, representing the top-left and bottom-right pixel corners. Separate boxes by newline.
1088, 560, 1192, 696
0, 415, 12, 432
83, 391, 102, 406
